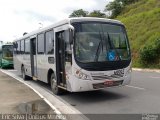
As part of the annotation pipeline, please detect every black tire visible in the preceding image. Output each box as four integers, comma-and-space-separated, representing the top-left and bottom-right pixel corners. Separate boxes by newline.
21, 66, 28, 80
50, 73, 62, 95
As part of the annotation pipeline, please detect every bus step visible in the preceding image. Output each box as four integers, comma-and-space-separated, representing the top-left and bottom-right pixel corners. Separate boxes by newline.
58, 85, 67, 90
60, 83, 63, 86
60, 83, 67, 87
32, 76, 38, 81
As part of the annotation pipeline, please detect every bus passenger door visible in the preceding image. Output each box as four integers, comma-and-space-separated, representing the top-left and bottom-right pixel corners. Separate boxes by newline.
55, 31, 66, 87
56, 30, 72, 87
30, 38, 37, 79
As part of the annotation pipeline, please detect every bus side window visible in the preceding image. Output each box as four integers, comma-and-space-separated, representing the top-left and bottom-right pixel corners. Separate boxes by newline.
46, 30, 54, 54
64, 30, 72, 63
37, 33, 45, 54
25, 38, 30, 54
21, 40, 24, 54
32, 38, 36, 55
17, 41, 20, 54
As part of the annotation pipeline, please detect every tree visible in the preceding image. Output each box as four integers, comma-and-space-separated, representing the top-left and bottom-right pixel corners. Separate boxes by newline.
69, 9, 89, 17
88, 10, 106, 18
104, 0, 123, 18
117, 0, 139, 5
104, 0, 139, 18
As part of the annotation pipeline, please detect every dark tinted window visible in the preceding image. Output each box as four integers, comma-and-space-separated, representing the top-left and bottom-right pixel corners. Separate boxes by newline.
46, 30, 54, 54
20, 40, 24, 54
25, 38, 30, 54
38, 33, 44, 54
74, 22, 131, 63
2, 45, 13, 57
31, 38, 36, 55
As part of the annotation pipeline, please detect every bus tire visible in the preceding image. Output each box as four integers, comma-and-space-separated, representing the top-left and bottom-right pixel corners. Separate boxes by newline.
50, 73, 62, 95
21, 66, 28, 80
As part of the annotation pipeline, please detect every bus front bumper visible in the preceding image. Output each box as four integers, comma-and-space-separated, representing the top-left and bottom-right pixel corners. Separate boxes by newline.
67, 73, 131, 92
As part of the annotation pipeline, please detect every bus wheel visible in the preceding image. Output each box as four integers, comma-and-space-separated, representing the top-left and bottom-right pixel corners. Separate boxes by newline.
50, 73, 62, 95
21, 66, 27, 80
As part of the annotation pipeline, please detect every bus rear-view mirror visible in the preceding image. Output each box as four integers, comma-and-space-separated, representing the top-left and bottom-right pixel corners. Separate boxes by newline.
69, 29, 74, 44
13, 42, 18, 48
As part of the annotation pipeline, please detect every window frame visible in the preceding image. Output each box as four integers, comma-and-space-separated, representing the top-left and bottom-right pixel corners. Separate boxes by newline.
45, 29, 54, 54
24, 38, 30, 54
20, 39, 25, 54
37, 33, 45, 54
17, 41, 21, 54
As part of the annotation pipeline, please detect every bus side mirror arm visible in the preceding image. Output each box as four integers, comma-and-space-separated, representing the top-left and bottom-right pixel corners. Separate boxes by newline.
69, 30, 74, 44
13, 42, 17, 48
68, 25, 74, 44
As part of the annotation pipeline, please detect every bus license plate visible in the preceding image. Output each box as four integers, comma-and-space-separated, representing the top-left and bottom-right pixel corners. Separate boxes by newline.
104, 80, 114, 87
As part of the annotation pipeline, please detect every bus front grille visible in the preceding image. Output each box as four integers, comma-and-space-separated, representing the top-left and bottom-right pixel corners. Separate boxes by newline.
92, 74, 122, 80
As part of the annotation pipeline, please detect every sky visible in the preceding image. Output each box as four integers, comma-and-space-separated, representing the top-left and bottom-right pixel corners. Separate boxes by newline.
0, 0, 113, 43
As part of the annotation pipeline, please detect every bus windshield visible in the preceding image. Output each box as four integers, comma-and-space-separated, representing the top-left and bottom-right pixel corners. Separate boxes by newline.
74, 22, 131, 63
2, 45, 13, 59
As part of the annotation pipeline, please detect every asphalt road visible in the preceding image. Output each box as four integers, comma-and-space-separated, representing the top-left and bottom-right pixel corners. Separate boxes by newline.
1, 69, 160, 120
60, 71, 160, 114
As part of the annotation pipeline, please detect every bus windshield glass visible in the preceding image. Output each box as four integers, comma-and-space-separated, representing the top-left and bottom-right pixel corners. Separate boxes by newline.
2, 45, 13, 58
74, 22, 131, 63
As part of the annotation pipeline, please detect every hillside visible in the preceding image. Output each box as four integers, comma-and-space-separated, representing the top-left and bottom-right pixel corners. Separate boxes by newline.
117, 0, 160, 68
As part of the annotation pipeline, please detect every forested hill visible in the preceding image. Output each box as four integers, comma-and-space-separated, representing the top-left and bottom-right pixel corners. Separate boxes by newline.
117, 0, 160, 68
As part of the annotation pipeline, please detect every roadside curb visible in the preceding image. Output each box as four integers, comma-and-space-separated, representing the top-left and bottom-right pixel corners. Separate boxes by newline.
133, 68, 160, 73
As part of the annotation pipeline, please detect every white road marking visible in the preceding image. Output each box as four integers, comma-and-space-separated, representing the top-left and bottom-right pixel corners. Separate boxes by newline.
126, 85, 145, 90
150, 76, 160, 79
7, 69, 17, 72
133, 68, 160, 73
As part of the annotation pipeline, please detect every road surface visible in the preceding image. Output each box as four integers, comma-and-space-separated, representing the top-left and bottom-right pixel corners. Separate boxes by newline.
1, 69, 160, 120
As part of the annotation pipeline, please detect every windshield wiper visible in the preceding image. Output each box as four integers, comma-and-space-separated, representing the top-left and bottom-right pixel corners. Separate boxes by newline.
94, 32, 103, 62
106, 32, 121, 61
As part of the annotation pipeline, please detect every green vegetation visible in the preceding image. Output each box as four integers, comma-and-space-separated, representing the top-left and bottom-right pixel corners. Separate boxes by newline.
139, 38, 160, 65
69, 9, 89, 17
117, 0, 160, 68
69, 9, 106, 18
69, 0, 160, 68
88, 10, 106, 18
105, 0, 139, 18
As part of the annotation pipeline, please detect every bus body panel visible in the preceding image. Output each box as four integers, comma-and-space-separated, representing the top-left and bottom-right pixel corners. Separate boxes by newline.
24, 55, 32, 77
36, 54, 55, 83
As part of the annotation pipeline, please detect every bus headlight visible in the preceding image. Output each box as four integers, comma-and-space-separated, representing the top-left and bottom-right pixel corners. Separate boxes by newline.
73, 68, 91, 80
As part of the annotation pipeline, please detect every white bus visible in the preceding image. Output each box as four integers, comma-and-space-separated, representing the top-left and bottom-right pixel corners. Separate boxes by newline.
13, 17, 132, 95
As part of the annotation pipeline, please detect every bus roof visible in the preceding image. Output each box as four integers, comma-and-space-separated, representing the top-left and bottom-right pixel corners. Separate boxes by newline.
14, 17, 123, 41
69, 17, 122, 24
2, 43, 13, 46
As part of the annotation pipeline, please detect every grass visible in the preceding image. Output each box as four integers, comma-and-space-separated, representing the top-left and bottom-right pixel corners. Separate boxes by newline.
116, 0, 160, 68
